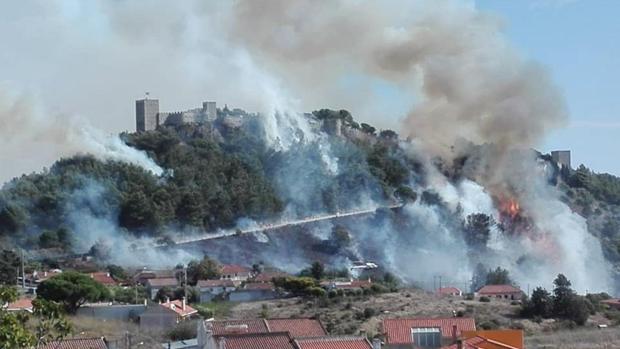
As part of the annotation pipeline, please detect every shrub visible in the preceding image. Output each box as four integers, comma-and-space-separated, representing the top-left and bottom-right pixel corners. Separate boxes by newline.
167, 321, 196, 341
479, 296, 491, 303
363, 307, 376, 319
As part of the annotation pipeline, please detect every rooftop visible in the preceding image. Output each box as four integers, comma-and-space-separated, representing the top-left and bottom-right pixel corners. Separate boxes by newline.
294, 336, 373, 349
220, 332, 294, 349
146, 277, 179, 287
383, 317, 476, 344
198, 279, 236, 288
208, 318, 326, 338
160, 299, 198, 318
89, 272, 118, 286
39, 338, 108, 349
437, 287, 462, 295
5, 297, 34, 312
477, 285, 522, 294
221, 265, 252, 275
266, 318, 327, 337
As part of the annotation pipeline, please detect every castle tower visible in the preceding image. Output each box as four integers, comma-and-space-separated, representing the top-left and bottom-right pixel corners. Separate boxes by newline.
202, 101, 217, 122
136, 96, 160, 132
551, 150, 571, 169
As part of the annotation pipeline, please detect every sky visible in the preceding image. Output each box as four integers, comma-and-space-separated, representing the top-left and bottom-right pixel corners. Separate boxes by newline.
476, 0, 620, 174
0, 0, 618, 181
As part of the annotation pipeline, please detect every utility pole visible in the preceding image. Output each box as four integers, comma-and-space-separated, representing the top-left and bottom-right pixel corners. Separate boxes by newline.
21, 249, 25, 289
184, 266, 188, 301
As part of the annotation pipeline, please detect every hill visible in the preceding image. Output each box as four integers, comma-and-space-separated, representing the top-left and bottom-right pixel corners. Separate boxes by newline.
1, 108, 619, 295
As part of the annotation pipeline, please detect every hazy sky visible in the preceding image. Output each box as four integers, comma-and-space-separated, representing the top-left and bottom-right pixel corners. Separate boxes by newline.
476, 0, 620, 175
0, 0, 617, 181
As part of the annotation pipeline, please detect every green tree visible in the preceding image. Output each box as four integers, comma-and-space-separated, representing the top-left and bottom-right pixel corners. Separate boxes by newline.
0, 286, 71, 348
186, 256, 221, 285
464, 213, 492, 247
522, 287, 552, 318
471, 262, 487, 292
486, 267, 512, 285
0, 249, 20, 284
552, 274, 574, 318
309, 261, 325, 280
37, 271, 110, 313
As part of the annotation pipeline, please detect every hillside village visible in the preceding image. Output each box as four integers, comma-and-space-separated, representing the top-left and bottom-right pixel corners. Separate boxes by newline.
2, 251, 620, 348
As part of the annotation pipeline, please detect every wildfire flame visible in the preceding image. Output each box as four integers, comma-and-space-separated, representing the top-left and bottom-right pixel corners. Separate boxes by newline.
500, 198, 521, 219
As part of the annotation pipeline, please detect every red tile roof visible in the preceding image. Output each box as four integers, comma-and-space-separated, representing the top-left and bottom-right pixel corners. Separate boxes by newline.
198, 279, 236, 288
146, 277, 179, 287
438, 287, 462, 296
383, 317, 476, 344
39, 338, 108, 349
442, 336, 487, 349
244, 282, 274, 290
221, 332, 294, 349
210, 319, 269, 335
442, 335, 522, 349
266, 318, 327, 337
601, 299, 620, 308
477, 285, 522, 295
254, 271, 289, 282
295, 336, 373, 349
160, 299, 198, 318
6, 297, 34, 312
221, 264, 252, 275
208, 318, 326, 338
89, 272, 118, 286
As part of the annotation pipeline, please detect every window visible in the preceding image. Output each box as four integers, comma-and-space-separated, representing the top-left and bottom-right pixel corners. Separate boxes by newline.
411, 327, 441, 347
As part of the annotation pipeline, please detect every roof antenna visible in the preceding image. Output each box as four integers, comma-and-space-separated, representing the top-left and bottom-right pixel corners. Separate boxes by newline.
145, 91, 150, 100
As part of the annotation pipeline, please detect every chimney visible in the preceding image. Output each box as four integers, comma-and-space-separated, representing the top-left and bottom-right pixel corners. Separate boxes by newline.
372, 338, 382, 349
457, 339, 463, 349
182, 297, 186, 311
452, 325, 458, 343
166, 296, 170, 304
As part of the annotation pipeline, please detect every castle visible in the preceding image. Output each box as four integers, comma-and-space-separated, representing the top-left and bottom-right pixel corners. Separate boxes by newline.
135, 96, 217, 132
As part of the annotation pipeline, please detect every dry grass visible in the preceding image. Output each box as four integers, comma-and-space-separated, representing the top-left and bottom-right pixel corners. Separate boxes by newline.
228, 288, 523, 337
526, 328, 620, 349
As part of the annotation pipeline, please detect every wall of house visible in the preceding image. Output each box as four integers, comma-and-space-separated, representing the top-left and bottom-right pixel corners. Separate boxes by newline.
76, 304, 147, 321
229, 289, 277, 302
139, 306, 178, 331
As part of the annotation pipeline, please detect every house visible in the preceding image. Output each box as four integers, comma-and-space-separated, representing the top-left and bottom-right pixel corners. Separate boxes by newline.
437, 287, 462, 297
4, 297, 34, 313
29, 269, 62, 284
89, 272, 118, 286
294, 336, 375, 349
442, 330, 524, 349
253, 271, 290, 283
145, 277, 179, 299
140, 298, 197, 330
197, 279, 236, 302
39, 338, 108, 349
197, 317, 327, 347
133, 269, 176, 285
220, 265, 253, 285
477, 285, 523, 300
205, 332, 296, 349
601, 298, 620, 310
229, 282, 278, 302
382, 317, 476, 348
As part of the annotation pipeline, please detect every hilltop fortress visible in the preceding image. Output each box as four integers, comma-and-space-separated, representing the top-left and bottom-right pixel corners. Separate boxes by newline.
135, 97, 217, 132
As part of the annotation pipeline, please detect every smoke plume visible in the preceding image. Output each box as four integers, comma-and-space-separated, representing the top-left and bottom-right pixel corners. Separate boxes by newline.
0, 87, 162, 183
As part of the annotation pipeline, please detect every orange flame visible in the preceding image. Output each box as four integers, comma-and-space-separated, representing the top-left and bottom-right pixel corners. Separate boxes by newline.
500, 198, 521, 219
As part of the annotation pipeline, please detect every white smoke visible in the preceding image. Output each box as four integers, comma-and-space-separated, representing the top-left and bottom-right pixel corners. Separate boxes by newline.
0, 86, 162, 184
